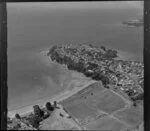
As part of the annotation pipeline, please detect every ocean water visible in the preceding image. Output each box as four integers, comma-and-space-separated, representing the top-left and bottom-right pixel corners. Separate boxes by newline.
7, 2, 143, 111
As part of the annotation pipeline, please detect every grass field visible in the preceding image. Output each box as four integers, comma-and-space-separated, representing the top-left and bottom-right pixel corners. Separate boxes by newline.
114, 105, 143, 126
85, 90, 126, 114
60, 82, 105, 106
61, 82, 128, 127
39, 107, 82, 130
63, 101, 105, 125
40, 81, 143, 130
85, 116, 128, 131
61, 82, 107, 125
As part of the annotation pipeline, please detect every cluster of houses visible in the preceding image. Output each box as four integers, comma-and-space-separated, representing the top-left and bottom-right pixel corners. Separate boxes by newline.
48, 44, 144, 99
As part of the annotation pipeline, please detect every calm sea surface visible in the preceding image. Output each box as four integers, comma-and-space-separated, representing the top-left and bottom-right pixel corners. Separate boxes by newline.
7, 2, 143, 110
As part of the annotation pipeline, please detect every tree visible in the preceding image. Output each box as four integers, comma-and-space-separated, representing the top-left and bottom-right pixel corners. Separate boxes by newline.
101, 76, 109, 85
133, 102, 137, 107
105, 85, 110, 89
103, 49, 118, 59
53, 101, 57, 108
45, 102, 54, 111
15, 113, 21, 119
84, 69, 94, 77
91, 72, 101, 80
33, 105, 44, 118
28, 115, 40, 128
100, 46, 106, 51
128, 90, 135, 97
12, 123, 21, 130
76, 61, 84, 72
131, 93, 144, 101
7, 116, 12, 124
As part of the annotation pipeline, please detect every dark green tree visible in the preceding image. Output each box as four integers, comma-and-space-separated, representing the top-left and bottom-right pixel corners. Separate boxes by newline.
100, 46, 106, 51
53, 101, 57, 108
28, 115, 40, 128
101, 76, 110, 85
133, 102, 137, 107
15, 113, 21, 119
45, 102, 54, 111
33, 105, 44, 118
103, 49, 118, 59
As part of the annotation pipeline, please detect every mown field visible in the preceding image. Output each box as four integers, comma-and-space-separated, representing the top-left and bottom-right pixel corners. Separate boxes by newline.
85, 116, 129, 131
114, 105, 143, 127
60, 82, 105, 106
61, 82, 143, 130
61, 82, 128, 127
84, 89, 126, 114
63, 101, 105, 125
61, 82, 107, 125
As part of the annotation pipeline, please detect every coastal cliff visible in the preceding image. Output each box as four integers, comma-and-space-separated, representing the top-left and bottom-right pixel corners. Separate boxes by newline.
47, 44, 144, 100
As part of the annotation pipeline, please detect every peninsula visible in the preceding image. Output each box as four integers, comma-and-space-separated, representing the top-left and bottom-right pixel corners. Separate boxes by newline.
7, 44, 144, 130
48, 44, 144, 101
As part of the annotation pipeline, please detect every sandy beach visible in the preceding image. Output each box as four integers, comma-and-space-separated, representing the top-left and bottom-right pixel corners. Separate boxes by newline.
8, 79, 96, 118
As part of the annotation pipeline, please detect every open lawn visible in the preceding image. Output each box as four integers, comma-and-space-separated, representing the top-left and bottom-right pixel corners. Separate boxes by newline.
63, 100, 105, 125
114, 105, 143, 126
39, 107, 82, 130
61, 82, 108, 125
85, 90, 126, 114
85, 116, 128, 131
61, 82, 105, 106
61, 82, 128, 127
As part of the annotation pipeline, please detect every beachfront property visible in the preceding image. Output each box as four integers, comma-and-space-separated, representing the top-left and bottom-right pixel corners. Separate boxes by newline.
48, 44, 143, 98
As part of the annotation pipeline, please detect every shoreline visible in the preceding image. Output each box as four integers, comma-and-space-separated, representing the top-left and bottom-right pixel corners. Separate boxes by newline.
8, 49, 66, 113
116, 49, 143, 62
8, 77, 96, 118
8, 47, 143, 118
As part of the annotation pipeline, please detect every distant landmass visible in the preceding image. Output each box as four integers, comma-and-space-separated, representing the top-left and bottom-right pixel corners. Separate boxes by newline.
122, 19, 143, 27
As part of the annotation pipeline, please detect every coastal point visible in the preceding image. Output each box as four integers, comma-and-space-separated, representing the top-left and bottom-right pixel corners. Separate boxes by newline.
7, 44, 143, 130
